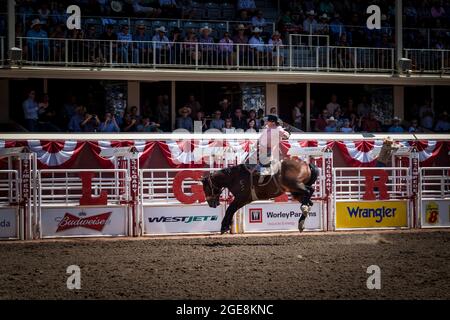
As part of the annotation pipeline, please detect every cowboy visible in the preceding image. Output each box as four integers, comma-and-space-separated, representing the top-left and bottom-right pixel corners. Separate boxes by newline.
376, 136, 401, 167
255, 114, 289, 183
152, 26, 170, 64
26, 19, 49, 61
199, 25, 215, 64
249, 27, 265, 66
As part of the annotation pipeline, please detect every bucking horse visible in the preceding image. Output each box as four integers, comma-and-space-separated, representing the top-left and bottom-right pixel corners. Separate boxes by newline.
201, 158, 320, 234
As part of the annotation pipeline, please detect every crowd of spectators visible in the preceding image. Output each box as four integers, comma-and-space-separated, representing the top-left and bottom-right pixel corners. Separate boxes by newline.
290, 93, 450, 133
9, 0, 450, 66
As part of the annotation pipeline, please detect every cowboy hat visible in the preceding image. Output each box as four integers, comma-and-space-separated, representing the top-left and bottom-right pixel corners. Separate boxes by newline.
320, 13, 329, 19
306, 10, 316, 16
252, 27, 263, 33
155, 26, 167, 33
384, 136, 394, 143
200, 25, 212, 32
327, 116, 336, 122
392, 116, 401, 121
236, 24, 246, 30
30, 19, 42, 28
272, 31, 281, 37
179, 106, 191, 115
111, 0, 123, 13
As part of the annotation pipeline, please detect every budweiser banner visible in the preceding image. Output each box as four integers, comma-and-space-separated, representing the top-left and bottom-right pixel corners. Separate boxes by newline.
40, 207, 127, 237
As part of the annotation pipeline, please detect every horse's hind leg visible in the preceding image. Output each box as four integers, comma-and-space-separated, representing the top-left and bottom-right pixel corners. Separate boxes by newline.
221, 200, 244, 234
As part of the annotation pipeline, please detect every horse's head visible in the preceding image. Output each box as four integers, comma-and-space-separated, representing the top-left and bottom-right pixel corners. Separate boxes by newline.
201, 173, 221, 208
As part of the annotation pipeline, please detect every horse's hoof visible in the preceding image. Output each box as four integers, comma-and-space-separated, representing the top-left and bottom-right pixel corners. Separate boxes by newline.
298, 216, 306, 232
220, 226, 231, 234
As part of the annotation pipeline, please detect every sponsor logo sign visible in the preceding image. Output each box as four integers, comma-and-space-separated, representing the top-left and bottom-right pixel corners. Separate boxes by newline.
143, 205, 223, 234
0, 208, 18, 238
336, 201, 408, 229
421, 200, 450, 227
40, 207, 127, 237
244, 203, 322, 231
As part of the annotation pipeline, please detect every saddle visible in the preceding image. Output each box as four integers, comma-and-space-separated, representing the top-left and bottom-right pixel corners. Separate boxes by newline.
244, 160, 283, 201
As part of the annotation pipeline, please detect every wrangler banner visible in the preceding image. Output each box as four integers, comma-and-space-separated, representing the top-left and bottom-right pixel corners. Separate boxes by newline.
335, 201, 408, 229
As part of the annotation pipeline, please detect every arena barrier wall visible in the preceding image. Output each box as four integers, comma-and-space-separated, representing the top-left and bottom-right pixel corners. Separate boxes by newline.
0, 134, 449, 239
419, 167, 450, 228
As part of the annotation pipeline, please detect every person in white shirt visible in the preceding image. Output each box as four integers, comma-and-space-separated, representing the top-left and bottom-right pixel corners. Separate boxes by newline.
303, 10, 318, 34
152, 26, 170, 63
251, 11, 267, 30
268, 31, 284, 66
326, 94, 340, 115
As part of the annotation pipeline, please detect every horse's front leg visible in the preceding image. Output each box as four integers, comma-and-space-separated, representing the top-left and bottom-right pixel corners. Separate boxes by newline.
221, 199, 246, 234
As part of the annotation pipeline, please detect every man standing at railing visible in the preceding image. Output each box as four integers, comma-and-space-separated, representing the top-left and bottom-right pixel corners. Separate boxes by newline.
26, 19, 49, 62
152, 26, 170, 64
133, 22, 151, 64
118, 25, 132, 64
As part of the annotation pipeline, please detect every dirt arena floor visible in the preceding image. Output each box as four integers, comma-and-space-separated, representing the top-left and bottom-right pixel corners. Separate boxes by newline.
0, 229, 449, 300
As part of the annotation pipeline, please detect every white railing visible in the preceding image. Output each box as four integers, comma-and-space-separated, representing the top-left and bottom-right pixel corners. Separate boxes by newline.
140, 168, 221, 204
420, 167, 450, 200
333, 167, 410, 201
0, 170, 19, 205
404, 49, 450, 73
16, 37, 396, 73
37, 169, 129, 205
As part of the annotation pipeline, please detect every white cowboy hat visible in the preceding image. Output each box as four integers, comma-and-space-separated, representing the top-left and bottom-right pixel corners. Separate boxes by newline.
252, 27, 263, 33
327, 116, 336, 122
306, 10, 316, 16
200, 25, 212, 32
393, 116, 401, 121
155, 26, 167, 33
320, 13, 329, 19
111, 0, 123, 13
30, 19, 42, 28
236, 24, 246, 30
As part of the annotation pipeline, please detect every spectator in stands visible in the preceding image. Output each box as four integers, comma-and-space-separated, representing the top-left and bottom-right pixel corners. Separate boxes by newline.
268, 31, 284, 66
132, 0, 161, 17
80, 112, 100, 132
232, 107, 247, 130
247, 118, 258, 132
329, 13, 345, 44
408, 119, 423, 133
303, 10, 318, 34
100, 24, 118, 63
251, 11, 267, 33
99, 112, 121, 132
22, 89, 39, 132
316, 13, 330, 35
138, 117, 161, 132
198, 26, 215, 64
220, 99, 233, 120
194, 111, 208, 131
357, 95, 371, 118
122, 112, 139, 132
63, 95, 78, 127
68, 105, 86, 132
222, 117, 235, 133
334, 108, 345, 130
152, 26, 170, 64
314, 109, 329, 132
434, 111, 450, 132
233, 24, 249, 65
210, 110, 225, 130
187, 94, 202, 116
184, 29, 199, 64
340, 119, 354, 133
117, 25, 132, 64
170, 27, 184, 64
431, 1, 446, 19
176, 105, 193, 131
37, 2, 51, 27
404, 0, 419, 26
156, 95, 170, 131
239, 9, 251, 23
335, 33, 354, 67
257, 108, 265, 128
249, 27, 266, 66
342, 97, 356, 119
247, 109, 261, 130
238, 0, 257, 15
51, 2, 69, 26
324, 117, 337, 132
292, 101, 303, 130
133, 22, 151, 64
388, 116, 405, 132
38, 93, 60, 132
219, 32, 234, 66
419, 99, 434, 130
326, 94, 340, 115
27, 19, 49, 61
319, 0, 334, 16
362, 112, 381, 132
